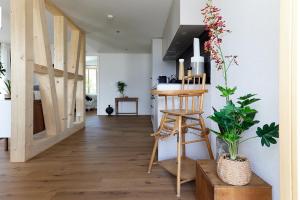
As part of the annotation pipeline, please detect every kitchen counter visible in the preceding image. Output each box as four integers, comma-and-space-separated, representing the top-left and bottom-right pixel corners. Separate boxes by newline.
151, 83, 212, 161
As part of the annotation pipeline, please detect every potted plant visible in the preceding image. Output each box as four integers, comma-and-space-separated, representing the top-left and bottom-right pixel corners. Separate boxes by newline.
3, 79, 11, 99
0, 61, 9, 99
0, 61, 5, 78
117, 81, 127, 97
202, 0, 279, 185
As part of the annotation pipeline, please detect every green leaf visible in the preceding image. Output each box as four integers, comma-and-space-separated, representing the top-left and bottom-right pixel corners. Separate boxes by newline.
256, 122, 279, 147
238, 94, 257, 100
237, 94, 260, 107
216, 85, 237, 98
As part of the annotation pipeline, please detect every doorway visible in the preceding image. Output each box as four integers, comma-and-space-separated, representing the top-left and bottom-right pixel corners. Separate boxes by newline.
85, 55, 99, 116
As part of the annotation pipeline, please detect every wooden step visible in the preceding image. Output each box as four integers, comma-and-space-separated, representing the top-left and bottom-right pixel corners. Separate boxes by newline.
159, 157, 196, 182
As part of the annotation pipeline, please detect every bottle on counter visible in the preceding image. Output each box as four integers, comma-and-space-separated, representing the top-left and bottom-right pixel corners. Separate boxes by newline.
178, 59, 185, 81
187, 66, 192, 77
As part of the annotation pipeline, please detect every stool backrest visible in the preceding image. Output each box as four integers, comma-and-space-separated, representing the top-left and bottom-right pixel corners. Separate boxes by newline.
180, 74, 206, 112
162, 74, 206, 112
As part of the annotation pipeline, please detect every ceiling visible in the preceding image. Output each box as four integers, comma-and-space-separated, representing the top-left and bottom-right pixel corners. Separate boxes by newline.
1, 0, 174, 53
52, 0, 174, 53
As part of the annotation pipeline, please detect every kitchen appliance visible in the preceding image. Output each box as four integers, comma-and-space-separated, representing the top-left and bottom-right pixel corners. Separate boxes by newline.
158, 76, 167, 83
191, 38, 205, 75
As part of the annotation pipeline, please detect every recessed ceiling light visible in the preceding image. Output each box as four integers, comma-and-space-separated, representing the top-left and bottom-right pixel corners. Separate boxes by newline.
107, 14, 114, 19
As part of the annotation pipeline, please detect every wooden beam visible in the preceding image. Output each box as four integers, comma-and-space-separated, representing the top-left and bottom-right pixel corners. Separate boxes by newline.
34, 64, 84, 80
10, 0, 34, 162
67, 30, 81, 127
33, 0, 61, 135
54, 16, 68, 131
45, 0, 83, 32
10, 0, 86, 162
75, 33, 86, 123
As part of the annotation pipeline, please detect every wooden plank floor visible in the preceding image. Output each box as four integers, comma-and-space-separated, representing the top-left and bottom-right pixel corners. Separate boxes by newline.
0, 113, 195, 200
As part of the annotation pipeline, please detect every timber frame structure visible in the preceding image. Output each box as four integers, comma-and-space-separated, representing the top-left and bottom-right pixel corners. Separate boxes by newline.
10, 0, 86, 162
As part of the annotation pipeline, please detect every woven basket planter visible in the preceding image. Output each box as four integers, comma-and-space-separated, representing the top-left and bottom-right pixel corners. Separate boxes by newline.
217, 154, 252, 186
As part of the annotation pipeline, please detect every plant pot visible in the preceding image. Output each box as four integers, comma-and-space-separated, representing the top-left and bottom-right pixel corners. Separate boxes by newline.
217, 154, 252, 186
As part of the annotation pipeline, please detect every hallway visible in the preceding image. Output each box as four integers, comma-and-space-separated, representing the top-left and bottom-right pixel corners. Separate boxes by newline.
0, 115, 195, 200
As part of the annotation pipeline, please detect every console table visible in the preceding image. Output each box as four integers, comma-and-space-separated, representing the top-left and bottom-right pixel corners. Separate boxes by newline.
115, 97, 139, 115
196, 160, 272, 200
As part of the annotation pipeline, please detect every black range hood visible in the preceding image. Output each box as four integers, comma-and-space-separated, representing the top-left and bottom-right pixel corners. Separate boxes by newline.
163, 25, 205, 61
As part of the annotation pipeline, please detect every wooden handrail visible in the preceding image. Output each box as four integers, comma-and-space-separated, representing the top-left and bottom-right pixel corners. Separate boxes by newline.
151, 89, 208, 96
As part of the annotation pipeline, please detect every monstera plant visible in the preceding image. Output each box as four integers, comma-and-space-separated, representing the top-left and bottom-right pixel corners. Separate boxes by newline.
209, 92, 279, 160
202, 0, 279, 185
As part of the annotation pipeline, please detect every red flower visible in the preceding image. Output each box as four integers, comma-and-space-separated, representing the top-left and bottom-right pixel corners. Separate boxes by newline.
201, 1, 238, 70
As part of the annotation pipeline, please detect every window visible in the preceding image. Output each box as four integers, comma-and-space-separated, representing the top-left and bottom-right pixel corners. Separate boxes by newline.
85, 66, 97, 95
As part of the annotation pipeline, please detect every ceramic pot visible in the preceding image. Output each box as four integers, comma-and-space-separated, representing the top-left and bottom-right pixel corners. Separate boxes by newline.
105, 105, 114, 116
217, 154, 252, 186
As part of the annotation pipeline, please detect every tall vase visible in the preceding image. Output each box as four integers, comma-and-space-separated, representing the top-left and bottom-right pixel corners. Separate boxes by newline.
105, 105, 114, 116
216, 137, 229, 159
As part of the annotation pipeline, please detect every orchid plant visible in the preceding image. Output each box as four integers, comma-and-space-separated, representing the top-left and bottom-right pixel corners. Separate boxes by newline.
202, 0, 279, 160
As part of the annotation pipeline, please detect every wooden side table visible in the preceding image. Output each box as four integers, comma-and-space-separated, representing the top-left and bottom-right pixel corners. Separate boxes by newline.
115, 97, 139, 115
196, 160, 272, 200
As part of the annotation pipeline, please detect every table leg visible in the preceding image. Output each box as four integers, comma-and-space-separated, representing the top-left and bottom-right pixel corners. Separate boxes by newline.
136, 100, 138, 116
115, 100, 118, 115
5, 138, 8, 151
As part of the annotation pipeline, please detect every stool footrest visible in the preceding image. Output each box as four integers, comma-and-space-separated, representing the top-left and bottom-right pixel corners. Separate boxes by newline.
160, 158, 196, 182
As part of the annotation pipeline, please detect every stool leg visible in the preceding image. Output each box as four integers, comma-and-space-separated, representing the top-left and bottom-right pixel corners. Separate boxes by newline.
177, 116, 182, 198
181, 118, 187, 159
148, 113, 167, 173
205, 135, 214, 160
199, 115, 214, 160
148, 137, 158, 173
5, 138, 8, 151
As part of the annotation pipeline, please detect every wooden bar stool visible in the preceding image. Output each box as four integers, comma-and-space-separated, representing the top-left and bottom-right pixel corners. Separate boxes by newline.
148, 74, 214, 198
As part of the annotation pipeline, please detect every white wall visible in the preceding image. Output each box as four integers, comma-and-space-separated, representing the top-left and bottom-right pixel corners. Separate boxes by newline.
180, 0, 205, 25
162, 0, 180, 56
151, 39, 176, 86
210, 0, 280, 199
98, 53, 152, 115
162, 0, 207, 56
0, 1, 10, 43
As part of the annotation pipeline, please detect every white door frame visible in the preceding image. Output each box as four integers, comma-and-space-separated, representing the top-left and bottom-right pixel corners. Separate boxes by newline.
86, 54, 100, 115
279, 0, 299, 199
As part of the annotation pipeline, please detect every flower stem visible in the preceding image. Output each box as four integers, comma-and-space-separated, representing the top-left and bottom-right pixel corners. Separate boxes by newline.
239, 136, 259, 144
216, 44, 230, 103
228, 141, 238, 160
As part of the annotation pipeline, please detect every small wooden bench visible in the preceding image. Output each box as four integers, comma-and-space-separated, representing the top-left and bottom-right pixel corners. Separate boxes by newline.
196, 160, 272, 200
